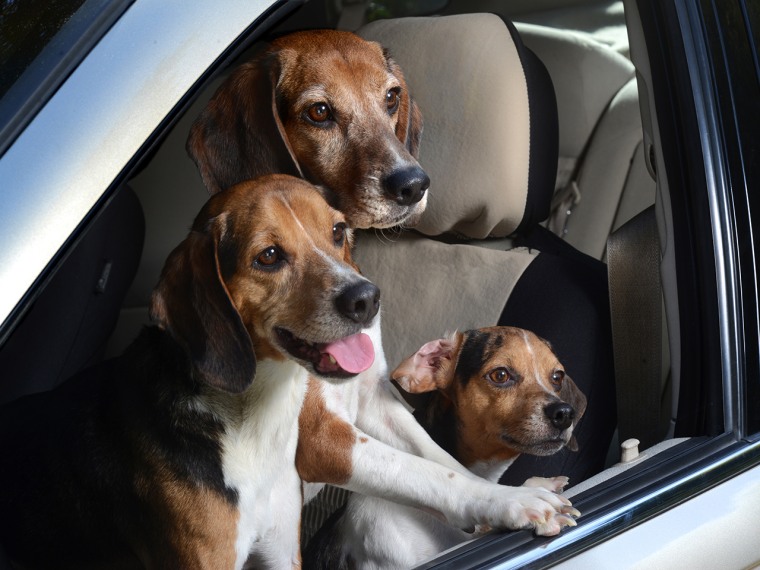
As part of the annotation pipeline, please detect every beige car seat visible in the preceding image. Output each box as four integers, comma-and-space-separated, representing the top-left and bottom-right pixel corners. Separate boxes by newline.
355, 13, 616, 487
517, 21, 656, 260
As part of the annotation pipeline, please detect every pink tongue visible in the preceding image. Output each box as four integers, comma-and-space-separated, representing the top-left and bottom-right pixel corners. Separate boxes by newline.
323, 333, 375, 374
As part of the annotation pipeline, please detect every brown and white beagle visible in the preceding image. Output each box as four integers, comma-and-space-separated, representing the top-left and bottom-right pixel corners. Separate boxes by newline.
187, 30, 579, 549
305, 327, 587, 569
0, 174, 379, 569
187, 29, 429, 230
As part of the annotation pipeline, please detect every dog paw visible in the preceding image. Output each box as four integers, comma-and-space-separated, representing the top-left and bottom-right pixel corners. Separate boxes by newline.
475, 485, 574, 530
460, 481, 580, 537
532, 512, 578, 536
522, 475, 569, 493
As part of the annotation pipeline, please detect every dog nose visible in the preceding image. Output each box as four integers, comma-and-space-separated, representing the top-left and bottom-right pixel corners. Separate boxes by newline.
335, 281, 380, 326
545, 402, 575, 431
383, 166, 430, 206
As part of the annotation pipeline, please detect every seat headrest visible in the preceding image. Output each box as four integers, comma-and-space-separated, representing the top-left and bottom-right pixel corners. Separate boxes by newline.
359, 14, 558, 239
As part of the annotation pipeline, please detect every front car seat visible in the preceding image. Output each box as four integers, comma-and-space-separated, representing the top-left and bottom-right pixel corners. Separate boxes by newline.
355, 13, 616, 486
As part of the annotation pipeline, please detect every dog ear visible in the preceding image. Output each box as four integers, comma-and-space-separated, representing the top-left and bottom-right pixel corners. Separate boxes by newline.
186, 52, 303, 195
150, 215, 256, 393
386, 53, 424, 158
560, 375, 588, 452
391, 334, 461, 393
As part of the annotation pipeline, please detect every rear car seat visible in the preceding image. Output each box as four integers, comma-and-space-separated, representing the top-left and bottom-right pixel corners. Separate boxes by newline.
515, 21, 656, 260
434, 2, 657, 260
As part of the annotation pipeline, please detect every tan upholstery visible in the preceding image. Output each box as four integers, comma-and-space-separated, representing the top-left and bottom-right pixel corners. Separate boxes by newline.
515, 22, 634, 187
356, 13, 544, 367
564, 78, 656, 259
304, 14, 618, 543
515, 20, 656, 259
354, 233, 537, 367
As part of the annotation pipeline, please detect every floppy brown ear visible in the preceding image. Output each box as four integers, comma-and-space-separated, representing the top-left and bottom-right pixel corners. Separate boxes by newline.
560, 375, 588, 452
386, 54, 423, 158
186, 52, 303, 195
391, 335, 460, 394
150, 216, 256, 393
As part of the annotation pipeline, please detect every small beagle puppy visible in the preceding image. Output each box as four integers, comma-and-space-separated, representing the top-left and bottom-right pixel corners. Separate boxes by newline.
188, 30, 578, 546
0, 175, 379, 569
305, 327, 586, 569
187, 29, 429, 230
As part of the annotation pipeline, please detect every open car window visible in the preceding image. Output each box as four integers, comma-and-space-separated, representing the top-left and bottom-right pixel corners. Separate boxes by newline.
1, 0, 758, 568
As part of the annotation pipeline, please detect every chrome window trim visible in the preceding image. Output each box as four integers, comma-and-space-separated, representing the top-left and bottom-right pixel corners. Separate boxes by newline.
424, 437, 760, 569
674, 0, 744, 436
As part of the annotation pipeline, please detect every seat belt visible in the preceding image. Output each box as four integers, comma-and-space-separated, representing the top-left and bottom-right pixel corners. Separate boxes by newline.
607, 205, 663, 450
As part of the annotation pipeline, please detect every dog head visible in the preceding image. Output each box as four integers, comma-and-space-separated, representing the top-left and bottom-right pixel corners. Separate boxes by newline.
187, 30, 428, 230
150, 174, 379, 393
392, 326, 587, 465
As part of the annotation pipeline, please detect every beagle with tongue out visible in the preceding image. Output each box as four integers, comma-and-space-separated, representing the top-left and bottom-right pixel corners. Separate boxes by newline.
0, 174, 380, 570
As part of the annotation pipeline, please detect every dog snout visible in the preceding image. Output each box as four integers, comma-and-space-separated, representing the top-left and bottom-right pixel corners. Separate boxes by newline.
382, 166, 430, 206
335, 281, 380, 326
544, 402, 575, 431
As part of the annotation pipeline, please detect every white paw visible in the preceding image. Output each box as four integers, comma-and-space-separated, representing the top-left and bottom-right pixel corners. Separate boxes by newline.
473, 485, 581, 536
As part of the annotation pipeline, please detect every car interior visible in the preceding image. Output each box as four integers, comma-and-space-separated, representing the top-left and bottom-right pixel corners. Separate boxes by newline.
0, 0, 720, 565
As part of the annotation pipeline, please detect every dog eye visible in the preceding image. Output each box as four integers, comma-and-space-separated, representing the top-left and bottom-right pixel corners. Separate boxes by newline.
306, 102, 333, 124
551, 370, 566, 389
386, 88, 401, 114
254, 246, 284, 270
486, 367, 513, 386
333, 222, 347, 246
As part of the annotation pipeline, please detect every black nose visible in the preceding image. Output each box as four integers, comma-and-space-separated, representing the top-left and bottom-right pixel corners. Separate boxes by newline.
382, 166, 430, 206
335, 281, 380, 326
544, 402, 575, 431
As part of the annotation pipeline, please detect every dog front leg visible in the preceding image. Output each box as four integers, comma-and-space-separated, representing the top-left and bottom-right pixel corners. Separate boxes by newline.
242, 468, 303, 570
298, 406, 575, 533
356, 375, 469, 474
340, 429, 578, 534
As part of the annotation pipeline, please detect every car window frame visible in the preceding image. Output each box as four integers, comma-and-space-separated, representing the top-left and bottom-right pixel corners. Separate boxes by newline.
418, 0, 760, 566
1, 0, 757, 567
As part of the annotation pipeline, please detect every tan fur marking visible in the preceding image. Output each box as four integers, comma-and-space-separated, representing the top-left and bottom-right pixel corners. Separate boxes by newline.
448, 327, 570, 467
296, 379, 356, 484
134, 461, 239, 569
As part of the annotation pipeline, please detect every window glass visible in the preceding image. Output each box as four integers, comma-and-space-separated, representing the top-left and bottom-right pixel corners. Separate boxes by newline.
0, 0, 126, 153
0, 0, 86, 100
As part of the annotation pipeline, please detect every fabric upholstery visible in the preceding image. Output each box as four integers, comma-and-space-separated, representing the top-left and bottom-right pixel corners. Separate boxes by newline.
564, 78, 656, 259
515, 22, 634, 169
359, 14, 557, 238
353, 233, 537, 368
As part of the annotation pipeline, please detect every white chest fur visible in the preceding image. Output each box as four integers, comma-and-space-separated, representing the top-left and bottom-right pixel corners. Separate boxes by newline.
199, 359, 308, 569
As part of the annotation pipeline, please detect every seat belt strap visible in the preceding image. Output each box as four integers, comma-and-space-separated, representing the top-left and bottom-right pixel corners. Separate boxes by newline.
607, 205, 663, 450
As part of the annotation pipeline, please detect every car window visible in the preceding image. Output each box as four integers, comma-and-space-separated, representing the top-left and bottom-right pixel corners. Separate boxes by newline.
1, 0, 758, 568
0, 0, 131, 155
1, 0, 86, 99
